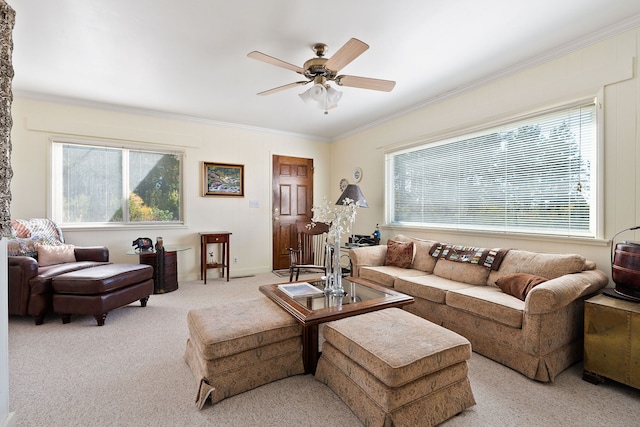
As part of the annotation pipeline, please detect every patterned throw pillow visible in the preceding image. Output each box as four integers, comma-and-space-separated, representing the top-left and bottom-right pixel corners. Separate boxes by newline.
11, 219, 31, 238
7, 235, 42, 258
18, 218, 64, 244
384, 239, 414, 268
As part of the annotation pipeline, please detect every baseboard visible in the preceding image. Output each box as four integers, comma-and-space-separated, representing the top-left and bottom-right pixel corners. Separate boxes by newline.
1, 412, 16, 427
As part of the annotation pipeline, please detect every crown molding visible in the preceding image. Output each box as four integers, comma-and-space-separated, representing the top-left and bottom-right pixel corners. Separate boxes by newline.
334, 14, 640, 141
13, 90, 331, 143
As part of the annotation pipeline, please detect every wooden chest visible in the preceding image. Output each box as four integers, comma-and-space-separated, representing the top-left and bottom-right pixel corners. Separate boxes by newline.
583, 293, 640, 389
139, 250, 178, 294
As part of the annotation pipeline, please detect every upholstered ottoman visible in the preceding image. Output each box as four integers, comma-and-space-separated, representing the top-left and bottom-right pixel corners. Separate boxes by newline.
52, 264, 154, 326
184, 297, 305, 409
315, 308, 476, 427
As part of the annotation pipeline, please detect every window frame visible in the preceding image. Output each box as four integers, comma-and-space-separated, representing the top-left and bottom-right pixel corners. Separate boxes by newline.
50, 137, 185, 228
385, 97, 603, 239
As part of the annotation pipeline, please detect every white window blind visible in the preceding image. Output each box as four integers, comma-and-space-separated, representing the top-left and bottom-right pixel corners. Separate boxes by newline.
387, 101, 597, 237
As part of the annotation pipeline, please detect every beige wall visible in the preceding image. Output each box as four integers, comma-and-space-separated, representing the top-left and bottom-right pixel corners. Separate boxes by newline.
332, 27, 640, 281
10, 27, 640, 283
10, 98, 331, 279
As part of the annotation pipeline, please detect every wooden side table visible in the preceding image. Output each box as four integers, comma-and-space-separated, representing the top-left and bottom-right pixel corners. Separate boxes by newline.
132, 247, 191, 294
583, 293, 640, 390
200, 232, 232, 283
139, 250, 178, 294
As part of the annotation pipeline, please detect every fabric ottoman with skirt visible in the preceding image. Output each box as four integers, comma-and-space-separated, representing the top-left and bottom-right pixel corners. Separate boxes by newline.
184, 296, 305, 409
315, 308, 476, 427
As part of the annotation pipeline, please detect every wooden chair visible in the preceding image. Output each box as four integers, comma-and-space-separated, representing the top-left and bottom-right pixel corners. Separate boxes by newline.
288, 221, 330, 282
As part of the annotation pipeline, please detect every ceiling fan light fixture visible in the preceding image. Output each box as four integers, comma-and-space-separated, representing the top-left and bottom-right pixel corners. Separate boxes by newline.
298, 87, 314, 104
249, 38, 395, 112
326, 84, 342, 104
309, 83, 327, 102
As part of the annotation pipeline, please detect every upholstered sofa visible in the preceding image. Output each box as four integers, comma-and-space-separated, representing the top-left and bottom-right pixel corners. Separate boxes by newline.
348, 235, 609, 382
7, 218, 110, 324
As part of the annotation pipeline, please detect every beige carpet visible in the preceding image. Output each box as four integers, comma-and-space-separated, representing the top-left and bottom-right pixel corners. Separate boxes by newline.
8, 272, 640, 426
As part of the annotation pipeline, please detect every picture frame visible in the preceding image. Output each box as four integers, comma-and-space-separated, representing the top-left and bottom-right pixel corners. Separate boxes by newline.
202, 162, 244, 197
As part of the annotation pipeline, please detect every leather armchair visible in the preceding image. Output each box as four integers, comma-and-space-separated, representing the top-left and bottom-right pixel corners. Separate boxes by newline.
7, 218, 111, 324
8, 247, 110, 324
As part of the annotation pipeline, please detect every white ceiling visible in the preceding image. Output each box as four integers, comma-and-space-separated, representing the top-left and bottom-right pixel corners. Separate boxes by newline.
9, 0, 640, 140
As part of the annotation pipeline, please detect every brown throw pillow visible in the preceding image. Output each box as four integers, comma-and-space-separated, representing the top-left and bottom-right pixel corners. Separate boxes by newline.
496, 273, 548, 301
384, 239, 414, 268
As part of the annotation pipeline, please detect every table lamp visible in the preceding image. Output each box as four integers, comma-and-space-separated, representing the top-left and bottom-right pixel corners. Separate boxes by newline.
336, 184, 368, 244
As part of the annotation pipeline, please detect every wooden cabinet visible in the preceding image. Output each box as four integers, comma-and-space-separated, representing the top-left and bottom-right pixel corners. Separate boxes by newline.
583, 293, 640, 389
139, 250, 178, 294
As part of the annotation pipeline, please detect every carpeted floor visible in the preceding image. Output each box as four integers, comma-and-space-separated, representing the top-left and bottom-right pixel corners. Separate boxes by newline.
8, 272, 640, 426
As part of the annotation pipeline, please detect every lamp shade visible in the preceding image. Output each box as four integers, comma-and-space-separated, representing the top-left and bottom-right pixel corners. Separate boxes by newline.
336, 184, 368, 207
299, 83, 341, 111
309, 83, 327, 101
298, 86, 314, 104
326, 85, 342, 104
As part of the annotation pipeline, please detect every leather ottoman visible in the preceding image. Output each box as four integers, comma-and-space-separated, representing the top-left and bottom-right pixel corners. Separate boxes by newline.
315, 308, 476, 427
52, 264, 154, 326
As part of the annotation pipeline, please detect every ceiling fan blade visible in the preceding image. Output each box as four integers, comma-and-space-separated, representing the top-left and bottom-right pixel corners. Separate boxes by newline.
247, 51, 304, 74
324, 38, 369, 72
257, 81, 308, 96
337, 75, 396, 92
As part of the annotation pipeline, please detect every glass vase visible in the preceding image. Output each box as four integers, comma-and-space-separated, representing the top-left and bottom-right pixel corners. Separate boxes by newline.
324, 240, 344, 296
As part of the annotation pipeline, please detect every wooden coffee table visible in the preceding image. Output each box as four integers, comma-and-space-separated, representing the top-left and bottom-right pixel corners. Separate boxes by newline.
259, 276, 414, 374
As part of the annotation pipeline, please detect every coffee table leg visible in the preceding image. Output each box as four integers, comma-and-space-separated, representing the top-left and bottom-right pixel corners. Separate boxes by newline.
303, 325, 319, 375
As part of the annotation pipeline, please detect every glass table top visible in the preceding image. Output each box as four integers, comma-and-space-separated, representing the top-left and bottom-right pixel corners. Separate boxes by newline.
283, 277, 391, 310
126, 247, 191, 255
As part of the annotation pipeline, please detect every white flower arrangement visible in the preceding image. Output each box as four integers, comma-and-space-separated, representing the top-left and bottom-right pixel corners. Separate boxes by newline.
310, 197, 362, 244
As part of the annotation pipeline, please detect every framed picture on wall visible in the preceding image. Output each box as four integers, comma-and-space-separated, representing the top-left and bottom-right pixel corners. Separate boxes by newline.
202, 162, 244, 197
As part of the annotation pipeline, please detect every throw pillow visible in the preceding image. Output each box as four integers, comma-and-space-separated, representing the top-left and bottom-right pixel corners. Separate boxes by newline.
7, 235, 41, 258
11, 219, 31, 238
496, 273, 548, 301
37, 244, 76, 267
384, 239, 414, 268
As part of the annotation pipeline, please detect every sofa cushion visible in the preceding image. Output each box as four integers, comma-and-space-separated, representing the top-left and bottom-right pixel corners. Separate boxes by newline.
393, 235, 439, 273
360, 266, 428, 288
446, 286, 525, 329
384, 239, 413, 268
433, 259, 490, 286
29, 261, 112, 295
488, 250, 586, 285
496, 273, 548, 301
395, 275, 476, 304
52, 264, 153, 294
37, 244, 76, 267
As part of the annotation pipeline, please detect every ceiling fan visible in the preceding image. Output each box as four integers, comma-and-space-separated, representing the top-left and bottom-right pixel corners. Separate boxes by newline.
247, 38, 395, 113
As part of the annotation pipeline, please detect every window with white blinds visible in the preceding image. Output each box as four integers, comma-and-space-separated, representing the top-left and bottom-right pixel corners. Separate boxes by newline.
386, 101, 597, 237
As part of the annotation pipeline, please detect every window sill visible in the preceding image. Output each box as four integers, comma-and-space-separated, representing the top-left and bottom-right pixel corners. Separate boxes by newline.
384, 224, 610, 247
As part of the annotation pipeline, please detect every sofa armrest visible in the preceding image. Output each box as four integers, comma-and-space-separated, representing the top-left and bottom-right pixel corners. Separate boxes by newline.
8, 256, 40, 315
8, 255, 39, 280
349, 245, 387, 277
525, 269, 608, 314
74, 246, 109, 262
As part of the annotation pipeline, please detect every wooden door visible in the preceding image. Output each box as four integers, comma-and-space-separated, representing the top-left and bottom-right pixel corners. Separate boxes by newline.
272, 155, 314, 270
